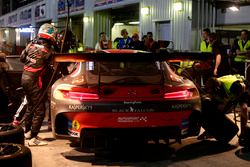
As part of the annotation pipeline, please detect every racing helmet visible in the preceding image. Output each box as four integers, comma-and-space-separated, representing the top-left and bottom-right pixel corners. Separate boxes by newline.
38, 23, 57, 42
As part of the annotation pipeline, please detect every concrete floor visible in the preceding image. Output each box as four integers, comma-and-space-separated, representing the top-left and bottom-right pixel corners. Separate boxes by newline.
27, 114, 250, 167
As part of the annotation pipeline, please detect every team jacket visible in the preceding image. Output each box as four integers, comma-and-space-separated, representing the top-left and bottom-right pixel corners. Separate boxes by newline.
20, 40, 52, 74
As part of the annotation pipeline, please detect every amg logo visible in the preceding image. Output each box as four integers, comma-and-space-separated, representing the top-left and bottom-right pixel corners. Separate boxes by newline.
68, 104, 93, 111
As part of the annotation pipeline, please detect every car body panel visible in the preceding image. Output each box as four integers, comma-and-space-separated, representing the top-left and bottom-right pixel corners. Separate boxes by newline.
51, 50, 204, 143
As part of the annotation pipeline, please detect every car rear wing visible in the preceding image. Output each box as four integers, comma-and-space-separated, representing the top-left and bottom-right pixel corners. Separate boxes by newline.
53, 52, 214, 62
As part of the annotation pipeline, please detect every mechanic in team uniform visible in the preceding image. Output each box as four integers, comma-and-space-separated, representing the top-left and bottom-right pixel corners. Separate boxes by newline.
199, 75, 249, 144
20, 23, 57, 146
233, 29, 250, 76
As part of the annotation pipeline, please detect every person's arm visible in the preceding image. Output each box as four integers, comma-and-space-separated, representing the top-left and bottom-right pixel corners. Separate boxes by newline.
236, 44, 250, 55
236, 49, 249, 55
214, 54, 221, 76
95, 42, 100, 50
200, 41, 203, 51
107, 40, 112, 49
20, 43, 32, 63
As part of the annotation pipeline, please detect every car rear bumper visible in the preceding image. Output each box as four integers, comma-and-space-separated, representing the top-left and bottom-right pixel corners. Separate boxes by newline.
52, 111, 193, 140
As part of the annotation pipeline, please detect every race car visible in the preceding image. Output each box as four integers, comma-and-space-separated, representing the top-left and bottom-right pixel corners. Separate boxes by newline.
51, 50, 206, 149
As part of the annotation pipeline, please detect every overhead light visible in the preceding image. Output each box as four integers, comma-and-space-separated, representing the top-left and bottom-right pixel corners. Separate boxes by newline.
83, 16, 89, 23
114, 23, 124, 26
174, 2, 183, 11
129, 21, 140, 25
4, 30, 9, 34
141, 6, 150, 15
229, 6, 239, 12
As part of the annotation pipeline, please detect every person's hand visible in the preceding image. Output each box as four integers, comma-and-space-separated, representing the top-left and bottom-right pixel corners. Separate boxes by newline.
213, 68, 218, 76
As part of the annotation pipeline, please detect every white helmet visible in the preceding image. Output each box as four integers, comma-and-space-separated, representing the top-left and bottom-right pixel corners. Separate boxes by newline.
38, 23, 57, 42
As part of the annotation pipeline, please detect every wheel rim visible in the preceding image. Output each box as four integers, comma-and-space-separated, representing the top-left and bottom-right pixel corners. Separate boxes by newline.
0, 144, 21, 156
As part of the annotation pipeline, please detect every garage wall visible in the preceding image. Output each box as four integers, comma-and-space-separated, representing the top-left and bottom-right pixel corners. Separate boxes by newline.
94, 10, 112, 47
83, 0, 95, 48
140, 0, 192, 50
216, 6, 250, 25
192, 0, 215, 50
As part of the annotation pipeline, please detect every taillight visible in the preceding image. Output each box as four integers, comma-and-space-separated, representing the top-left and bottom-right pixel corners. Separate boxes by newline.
62, 91, 99, 100
54, 89, 99, 101
164, 90, 191, 99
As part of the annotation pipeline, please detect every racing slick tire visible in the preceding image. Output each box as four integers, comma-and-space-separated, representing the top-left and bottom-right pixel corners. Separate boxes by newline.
187, 110, 202, 136
201, 98, 239, 144
239, 123, 250, 152
0, 124, 24, 145
0, 89, 9, 122
0, 143, 32, 167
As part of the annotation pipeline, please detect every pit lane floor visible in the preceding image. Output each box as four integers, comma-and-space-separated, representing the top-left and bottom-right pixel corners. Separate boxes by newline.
27, 113, 250, 167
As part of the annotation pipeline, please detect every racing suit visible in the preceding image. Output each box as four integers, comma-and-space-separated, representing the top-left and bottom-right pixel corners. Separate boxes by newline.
20, 39, 53, 138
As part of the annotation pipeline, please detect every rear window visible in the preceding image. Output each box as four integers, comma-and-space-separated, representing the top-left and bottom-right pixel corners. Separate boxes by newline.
89, 62, 161, 76
70, 61, 183, 85
86, 61, 162, 85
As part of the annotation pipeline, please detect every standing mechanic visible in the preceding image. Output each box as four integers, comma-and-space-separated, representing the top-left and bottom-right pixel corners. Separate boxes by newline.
200, 28, 212, 52
233, 29, 250, 76
20, 23, 57, 146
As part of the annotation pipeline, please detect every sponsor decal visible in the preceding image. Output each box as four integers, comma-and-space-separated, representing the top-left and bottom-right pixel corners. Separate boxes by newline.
123, 101, 142, 105
171, 104, 192, 110
117, 116, 148, 123
72, 120, 80, 130
112, 107, 155, 113
68, 129, 80, 137
68, 120, 80, 137
68, 104, 93, 111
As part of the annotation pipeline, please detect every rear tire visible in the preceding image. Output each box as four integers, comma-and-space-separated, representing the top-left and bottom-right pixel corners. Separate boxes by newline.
0, 124, 24, 145
187, 110, 201, 136
0, 143, 32, 167
242, 124, 250, 151
0, 89, 9, 122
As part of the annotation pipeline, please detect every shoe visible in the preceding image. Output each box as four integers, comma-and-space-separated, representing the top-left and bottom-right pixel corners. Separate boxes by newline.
28, 137, 48, 146
24, 131, 32, 140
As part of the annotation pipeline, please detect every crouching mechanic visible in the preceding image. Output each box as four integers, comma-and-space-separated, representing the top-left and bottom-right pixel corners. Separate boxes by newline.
199, 75, 249, 143
20, 23, 57, 146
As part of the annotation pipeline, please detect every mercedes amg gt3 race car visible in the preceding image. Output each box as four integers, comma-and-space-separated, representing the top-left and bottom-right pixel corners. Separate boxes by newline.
51, 50, 210, 149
